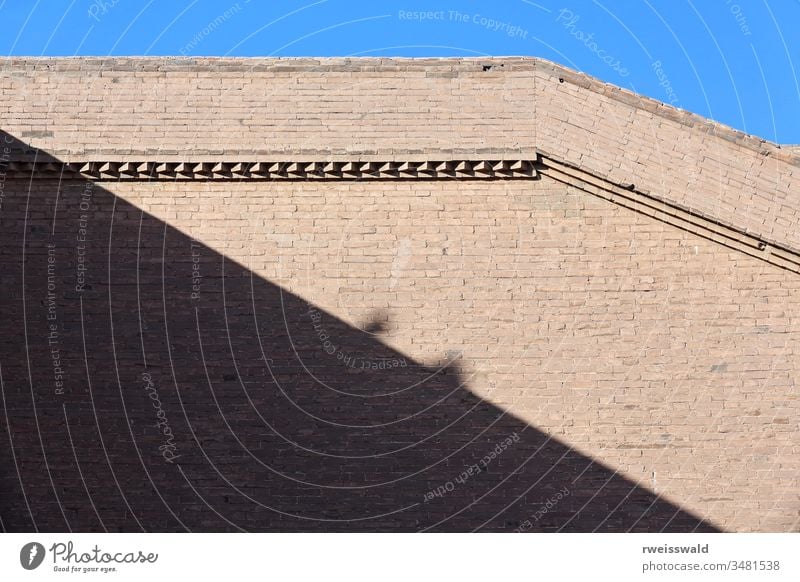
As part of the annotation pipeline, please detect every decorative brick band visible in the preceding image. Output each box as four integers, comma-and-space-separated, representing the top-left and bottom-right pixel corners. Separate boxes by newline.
0, 159, 538, 181
5, 151, 797, 274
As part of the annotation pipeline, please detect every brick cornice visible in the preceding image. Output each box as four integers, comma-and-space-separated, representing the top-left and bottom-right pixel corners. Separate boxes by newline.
0, 158, 538, 181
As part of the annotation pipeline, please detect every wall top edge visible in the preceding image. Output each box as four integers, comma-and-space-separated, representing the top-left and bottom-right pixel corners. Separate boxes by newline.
0, 56, 539, 72
2, 55, 798, 159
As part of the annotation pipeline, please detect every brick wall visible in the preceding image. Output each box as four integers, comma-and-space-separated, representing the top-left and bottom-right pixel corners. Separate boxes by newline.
3, 57, 798, 253
0, 58, 798, 532
533, 60, 800, 255
0, 57, 536, 159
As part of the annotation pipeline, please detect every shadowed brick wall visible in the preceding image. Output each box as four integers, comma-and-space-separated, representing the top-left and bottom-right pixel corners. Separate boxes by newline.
107, 177, 799, 532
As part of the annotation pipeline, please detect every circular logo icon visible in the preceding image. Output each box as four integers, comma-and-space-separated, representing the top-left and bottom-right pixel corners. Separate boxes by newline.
20, 542, 46, 570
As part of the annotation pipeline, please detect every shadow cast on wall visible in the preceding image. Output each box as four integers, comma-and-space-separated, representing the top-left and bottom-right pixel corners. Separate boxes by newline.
0, 131, 718, 532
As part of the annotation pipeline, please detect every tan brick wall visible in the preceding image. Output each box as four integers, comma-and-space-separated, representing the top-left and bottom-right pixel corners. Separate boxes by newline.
0, 57, 537, 159
98, 177, 796, 532
532, 61, 800, 254
1, 57, 798, 532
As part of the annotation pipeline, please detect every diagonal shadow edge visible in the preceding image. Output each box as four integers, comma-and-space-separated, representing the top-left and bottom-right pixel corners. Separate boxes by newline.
0, 130, 720, 532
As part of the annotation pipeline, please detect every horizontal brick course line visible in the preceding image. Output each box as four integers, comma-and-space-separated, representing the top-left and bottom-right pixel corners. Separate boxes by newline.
4, 149, 540, 163
538, 154, 800, 275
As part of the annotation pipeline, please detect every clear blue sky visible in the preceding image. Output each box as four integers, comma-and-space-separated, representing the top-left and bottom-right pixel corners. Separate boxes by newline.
2, 0, 799, 143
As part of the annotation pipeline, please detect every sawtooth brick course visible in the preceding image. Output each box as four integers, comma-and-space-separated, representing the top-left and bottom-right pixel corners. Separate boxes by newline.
3, 57, 798, 253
